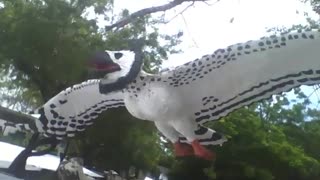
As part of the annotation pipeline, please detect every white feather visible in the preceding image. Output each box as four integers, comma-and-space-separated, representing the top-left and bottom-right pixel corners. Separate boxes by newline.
101, 50, 135, 84
35, 79, 125, 139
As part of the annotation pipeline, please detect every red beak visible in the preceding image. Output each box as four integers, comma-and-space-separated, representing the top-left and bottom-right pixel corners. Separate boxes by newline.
89, 62, 121, 72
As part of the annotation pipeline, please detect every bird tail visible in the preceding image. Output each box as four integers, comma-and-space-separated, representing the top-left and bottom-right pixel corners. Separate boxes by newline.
1, 107, 43, 136
3, 121, 33, 132
28, 106, 41, 115
179, 125, 227, 146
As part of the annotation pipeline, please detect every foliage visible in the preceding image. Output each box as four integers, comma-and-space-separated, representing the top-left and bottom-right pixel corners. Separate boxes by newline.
0, 0, 182, 102
167, 90, 320, 180
0, 0, 182, 177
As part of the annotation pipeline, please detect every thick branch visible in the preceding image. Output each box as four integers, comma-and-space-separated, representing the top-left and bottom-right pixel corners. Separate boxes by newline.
0, 106, 37, 132
105, 0, 209, 31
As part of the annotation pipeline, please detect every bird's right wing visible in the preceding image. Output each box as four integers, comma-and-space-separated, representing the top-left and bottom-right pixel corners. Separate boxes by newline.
159, 29, 320, 124
32, 79, 125, 139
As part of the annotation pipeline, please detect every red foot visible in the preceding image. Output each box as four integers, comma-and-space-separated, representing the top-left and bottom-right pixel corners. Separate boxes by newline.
191, 140, 215, 161
174, 142, 194, 157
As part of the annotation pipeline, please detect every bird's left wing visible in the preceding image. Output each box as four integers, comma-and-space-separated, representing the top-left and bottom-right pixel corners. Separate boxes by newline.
33, 79, 125, 139
160, 29, 320, 124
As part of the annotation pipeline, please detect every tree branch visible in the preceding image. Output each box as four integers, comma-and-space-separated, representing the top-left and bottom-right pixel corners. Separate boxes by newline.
105, 0, 210, 31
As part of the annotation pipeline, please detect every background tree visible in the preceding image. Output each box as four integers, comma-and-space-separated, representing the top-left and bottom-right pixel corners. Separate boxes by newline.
0, 0, 188, 178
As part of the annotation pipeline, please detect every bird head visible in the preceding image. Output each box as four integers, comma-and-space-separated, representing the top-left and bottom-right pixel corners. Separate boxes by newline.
87, 50, 135, 81
88, 39, 144, 94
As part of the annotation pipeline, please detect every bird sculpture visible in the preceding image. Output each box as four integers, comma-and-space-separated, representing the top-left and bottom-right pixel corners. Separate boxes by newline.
18, 29, 320, 161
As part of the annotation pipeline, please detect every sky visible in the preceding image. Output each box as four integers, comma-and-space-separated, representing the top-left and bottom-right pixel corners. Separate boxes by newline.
110, 0, 318, 68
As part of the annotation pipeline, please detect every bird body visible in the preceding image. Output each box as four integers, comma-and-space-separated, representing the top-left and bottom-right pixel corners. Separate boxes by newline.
124, 77, 186, 122
26, 28, 320, 160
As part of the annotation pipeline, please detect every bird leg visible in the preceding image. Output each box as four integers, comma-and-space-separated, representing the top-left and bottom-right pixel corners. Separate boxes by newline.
191, 140, 215, 161
173, 142, 194, 157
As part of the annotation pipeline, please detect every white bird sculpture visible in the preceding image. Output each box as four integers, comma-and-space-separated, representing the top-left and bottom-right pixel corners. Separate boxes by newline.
29, 29, 320, 161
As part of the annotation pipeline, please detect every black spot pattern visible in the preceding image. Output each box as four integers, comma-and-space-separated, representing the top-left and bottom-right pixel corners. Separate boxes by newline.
179, 131, 225, 145
37, 79, 125, 140
158, 29, 318, 88
59, 100, 67, 104
195, 69, 320, 123
50, 110, 59, 118
63, 80, 100, 95
199, 132, 223, 143
194, 125, 208, 135
202, 96, 219, 106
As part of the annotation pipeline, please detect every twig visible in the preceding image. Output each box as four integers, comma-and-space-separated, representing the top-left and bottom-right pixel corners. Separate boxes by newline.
181, 13, 199, 48
312, 85, 320, 108
166, 2, 195, 23
307, 85, 320, 99
202, 0, 220, 6
105, 0, 211, 31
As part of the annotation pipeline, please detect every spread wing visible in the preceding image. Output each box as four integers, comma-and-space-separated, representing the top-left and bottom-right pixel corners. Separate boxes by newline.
160, 29, 320, 124
33, 79, 124, 139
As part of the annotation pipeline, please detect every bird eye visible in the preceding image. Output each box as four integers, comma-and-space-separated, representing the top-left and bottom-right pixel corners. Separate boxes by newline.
114, 52, 123, 60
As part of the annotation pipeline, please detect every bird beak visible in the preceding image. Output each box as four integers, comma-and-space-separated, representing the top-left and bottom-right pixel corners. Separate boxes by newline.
90, 62, 121, 72
87, 62, 121, 79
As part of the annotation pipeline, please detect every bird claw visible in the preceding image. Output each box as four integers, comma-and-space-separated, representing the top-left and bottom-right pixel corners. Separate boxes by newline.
173, 142, 194, 157
191, 140, 215, 161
